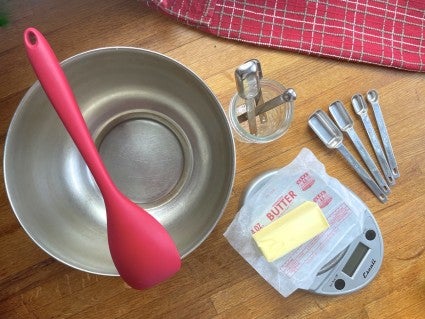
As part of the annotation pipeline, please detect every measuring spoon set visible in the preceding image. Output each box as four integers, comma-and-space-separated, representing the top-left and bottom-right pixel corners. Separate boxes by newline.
308, 91, 399, 203
234, 59, 296, 132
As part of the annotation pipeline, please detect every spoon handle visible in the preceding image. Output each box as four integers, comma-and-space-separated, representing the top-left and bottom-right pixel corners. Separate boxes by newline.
237, 88, 296, 123
346, 128, 390, 195
246, 97, 258, 135
337, 144, 388, 203
359, 113, 395, 186
24, 28, 115, 196
367, 90, 400, 179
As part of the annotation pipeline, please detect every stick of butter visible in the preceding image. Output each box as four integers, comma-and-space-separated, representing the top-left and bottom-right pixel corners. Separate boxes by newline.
252, 201, 329, 262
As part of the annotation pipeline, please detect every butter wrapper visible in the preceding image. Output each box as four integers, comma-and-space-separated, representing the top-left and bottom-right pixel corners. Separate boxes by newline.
224, 148, 366, 297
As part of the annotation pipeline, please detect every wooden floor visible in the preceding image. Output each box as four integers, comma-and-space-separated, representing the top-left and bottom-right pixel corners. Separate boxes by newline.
1, 1, 424, 318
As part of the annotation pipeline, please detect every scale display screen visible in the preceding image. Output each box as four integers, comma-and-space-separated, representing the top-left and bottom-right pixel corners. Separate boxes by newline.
342, 242, 370, 277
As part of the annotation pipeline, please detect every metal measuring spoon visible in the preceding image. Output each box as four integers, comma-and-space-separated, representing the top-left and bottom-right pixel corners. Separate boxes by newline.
351, 94, 395, 186
329, 101, 390, 195
235, 61, 260, 135
237, 88, 297, 123
249, 60, 264, 103
366, 90, 399, 179
250, 59, 268, 124
308, 110, 387, 203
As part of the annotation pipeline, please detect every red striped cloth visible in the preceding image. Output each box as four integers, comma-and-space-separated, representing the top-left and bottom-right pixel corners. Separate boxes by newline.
145, 0, 425, 72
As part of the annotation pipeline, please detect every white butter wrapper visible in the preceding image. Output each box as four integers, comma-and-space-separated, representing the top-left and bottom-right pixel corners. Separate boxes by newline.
224, 148, 366, 297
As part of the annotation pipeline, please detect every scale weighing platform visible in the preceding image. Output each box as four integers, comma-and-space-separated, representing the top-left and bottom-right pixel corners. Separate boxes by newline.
242, 170, 384, 296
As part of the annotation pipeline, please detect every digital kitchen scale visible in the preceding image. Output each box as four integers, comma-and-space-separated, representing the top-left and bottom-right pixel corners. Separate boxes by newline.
242, 170, 383, 296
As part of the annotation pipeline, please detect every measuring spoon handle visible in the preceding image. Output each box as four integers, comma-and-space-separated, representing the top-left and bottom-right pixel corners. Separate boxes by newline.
245, 98, 258, 134
24, 27, 115, 196
359, 114, 395, 186
237, 88, 296, 123
338, 145, 387, 203
346, 129, 390, 194
368, 99, 399, 179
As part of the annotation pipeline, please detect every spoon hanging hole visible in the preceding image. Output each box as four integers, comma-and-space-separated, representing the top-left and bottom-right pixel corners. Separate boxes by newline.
27, 30, 37, 45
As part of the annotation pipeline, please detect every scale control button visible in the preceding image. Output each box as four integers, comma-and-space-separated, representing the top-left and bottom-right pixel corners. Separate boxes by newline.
365, 229, 376, 241
334, 279, 346, 290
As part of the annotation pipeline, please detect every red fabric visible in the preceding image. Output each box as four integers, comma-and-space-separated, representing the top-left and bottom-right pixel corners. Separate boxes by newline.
145, 0, 425, 72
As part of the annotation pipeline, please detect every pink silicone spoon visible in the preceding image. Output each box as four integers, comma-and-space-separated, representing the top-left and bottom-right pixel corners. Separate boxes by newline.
24, 27, 181, 289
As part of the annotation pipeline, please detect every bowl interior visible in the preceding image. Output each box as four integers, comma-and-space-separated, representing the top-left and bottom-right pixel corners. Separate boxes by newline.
4, 47, 235, 275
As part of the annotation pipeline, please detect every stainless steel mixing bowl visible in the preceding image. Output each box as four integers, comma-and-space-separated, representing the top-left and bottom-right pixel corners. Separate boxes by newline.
4, 47, 235, 275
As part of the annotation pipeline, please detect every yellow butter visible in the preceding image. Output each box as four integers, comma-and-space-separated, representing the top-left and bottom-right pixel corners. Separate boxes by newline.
252, 201, 329, 262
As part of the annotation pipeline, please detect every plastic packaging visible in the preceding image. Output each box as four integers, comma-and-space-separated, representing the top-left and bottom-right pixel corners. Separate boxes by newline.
224, 148, 366, 297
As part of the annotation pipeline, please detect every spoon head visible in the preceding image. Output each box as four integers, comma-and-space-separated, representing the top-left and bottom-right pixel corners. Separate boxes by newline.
366, 89, 379, 103
107, 192, 181, 289
235, 60, 260, 99
351, 94, 368, 115
308, 110, 343, 149
282, 88, 297, 102
249, 59, 263, 79
329, 100, 354, 131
